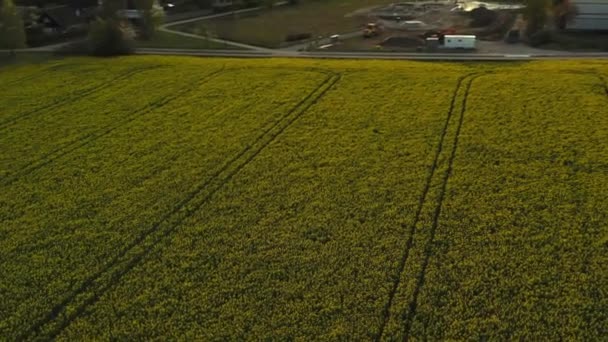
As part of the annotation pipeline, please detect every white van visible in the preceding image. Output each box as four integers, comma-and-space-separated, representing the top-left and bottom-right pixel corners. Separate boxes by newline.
443, 35, 476, 49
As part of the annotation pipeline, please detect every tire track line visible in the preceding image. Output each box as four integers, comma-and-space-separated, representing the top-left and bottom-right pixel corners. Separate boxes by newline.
375, 73, 476, 341
19, 72, 340, 341
1, 67, 227, 187
597, 73, 607, 96
562, 70, 607, 97
0, 63, 76, 88
402, 74, 484, 340
2, 66, 327, 187
400, 70, 603, 339
0, 65, 162, 131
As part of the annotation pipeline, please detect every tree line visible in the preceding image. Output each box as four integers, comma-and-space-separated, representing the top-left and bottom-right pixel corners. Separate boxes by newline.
0, 0, 165, 55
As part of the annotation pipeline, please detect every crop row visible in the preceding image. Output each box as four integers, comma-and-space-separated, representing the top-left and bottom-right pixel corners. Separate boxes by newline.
33, 70, 340, 341
0, 62, 221, 182
0, 60, 153, 129
0, 62, 66, 88
0, 65, 328, 339
3, 58, 607, 340
389, 71, 608, 340
53, 69, 465, 340
378, 72, 482, 340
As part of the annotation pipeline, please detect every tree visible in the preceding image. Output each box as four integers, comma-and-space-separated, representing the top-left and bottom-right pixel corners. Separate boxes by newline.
100, 0, 124, 19
524, 0, 550, 36
88, 0, 135, 56
135, 0, 164, 39
0, 0, 26, 51
88, 17, 135, 56
554, 0, 578, 29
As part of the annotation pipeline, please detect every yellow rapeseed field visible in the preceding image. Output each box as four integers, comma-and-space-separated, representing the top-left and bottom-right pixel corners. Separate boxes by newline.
0, 57, 606, 340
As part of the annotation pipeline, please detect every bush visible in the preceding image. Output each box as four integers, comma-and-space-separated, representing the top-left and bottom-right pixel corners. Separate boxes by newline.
470, 7, 497, 27
87, 18, 135, 56
0, 0, 26, 49
138, 3, 165, 40
528, 30, 552, 47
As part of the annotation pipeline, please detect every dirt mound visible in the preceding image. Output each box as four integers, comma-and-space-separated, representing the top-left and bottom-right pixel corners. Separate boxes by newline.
470, 7, 498, 27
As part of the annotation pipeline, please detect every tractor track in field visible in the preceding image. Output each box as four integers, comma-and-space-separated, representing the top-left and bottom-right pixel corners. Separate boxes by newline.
0, 65, 161, 132
0, 63, 78, 88
597, 73, 608, 96
375, 73, 477, 341
19, 71, 340, 341
1, 66, 330, 187
402, 74, 485, 340
588, 73, 607, 96
399, 70, 605, 339
1, 67, 226, 187
565, 71, 608, 97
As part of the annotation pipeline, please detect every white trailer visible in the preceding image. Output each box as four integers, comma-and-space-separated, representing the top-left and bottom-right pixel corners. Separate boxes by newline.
564, 0, 608, 31
443, 35, 476, 49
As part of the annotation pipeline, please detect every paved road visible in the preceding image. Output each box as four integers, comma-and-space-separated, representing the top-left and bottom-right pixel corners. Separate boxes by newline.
476, 40, 556, 55
5, 44, 608, 60
135, 48, 608, 60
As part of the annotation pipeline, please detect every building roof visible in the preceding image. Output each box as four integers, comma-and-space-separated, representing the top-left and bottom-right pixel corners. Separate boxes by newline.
444, 35, 477, 38
39, 5, 86, 28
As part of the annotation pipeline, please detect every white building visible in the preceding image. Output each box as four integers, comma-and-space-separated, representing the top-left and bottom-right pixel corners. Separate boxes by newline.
563, 0, 608, 30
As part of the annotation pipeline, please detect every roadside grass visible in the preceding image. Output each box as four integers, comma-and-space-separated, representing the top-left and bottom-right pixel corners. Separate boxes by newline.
135, 30, 243, 50
172, 0, 396, 48
537, 31, 608, 52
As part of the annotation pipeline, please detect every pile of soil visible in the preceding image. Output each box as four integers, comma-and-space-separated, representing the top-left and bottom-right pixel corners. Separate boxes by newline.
476, 11, 516, 40
470, 7, 498, 27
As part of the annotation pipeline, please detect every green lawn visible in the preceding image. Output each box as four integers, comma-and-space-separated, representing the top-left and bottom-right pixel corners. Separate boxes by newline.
135, 30, 243, 49
173, 0, 396, 48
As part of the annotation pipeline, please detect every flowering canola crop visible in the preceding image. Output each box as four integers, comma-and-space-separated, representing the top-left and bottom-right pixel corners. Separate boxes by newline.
0, 57, 606, 340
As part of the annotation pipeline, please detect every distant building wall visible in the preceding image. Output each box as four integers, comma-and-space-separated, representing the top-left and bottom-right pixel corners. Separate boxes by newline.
566, 0, 608, 30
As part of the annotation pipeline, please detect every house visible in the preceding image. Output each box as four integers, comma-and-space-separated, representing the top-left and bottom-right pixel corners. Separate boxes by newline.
18, 2, 95, 46
17, 0, 96, 34
97, 0, 164, 19
557, 0, 608, 30
36, 5, 93, 34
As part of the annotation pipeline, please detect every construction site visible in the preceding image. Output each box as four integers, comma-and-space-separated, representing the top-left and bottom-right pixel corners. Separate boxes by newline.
323, 0, 525, 52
